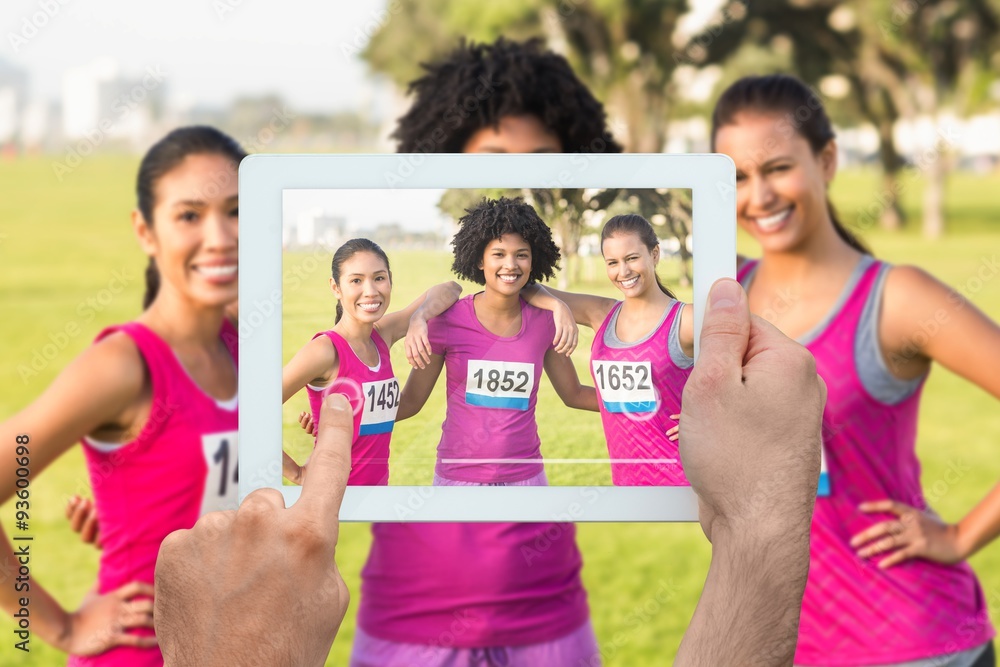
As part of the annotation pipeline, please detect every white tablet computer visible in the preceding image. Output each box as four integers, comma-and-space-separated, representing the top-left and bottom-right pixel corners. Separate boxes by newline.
239, 154, 735, 521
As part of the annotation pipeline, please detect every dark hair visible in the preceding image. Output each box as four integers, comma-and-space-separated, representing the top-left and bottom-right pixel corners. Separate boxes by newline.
451, 197, 560, 285
600, 214, 676, 298
394, 37, 623, 154
710, 74, 870, 255
331, 239, 392, 323
136, 126, 247, 308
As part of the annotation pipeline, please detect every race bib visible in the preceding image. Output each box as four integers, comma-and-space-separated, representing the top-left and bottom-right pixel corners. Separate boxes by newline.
465, 360, 534, 410
592, 360, 656, 413
360, 378, 399, 435
200, 430, 239, 515
818, 447, 830, 497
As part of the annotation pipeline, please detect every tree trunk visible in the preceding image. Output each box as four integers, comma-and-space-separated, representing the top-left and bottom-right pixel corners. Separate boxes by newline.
876, 117, 906, 231
923, 154, 946, 239
922, 87, 947, 240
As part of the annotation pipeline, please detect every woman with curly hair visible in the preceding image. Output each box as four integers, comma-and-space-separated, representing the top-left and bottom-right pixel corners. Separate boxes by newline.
398, 196, 595, 484
351, 37, 618, 667
393, 36, 621, 156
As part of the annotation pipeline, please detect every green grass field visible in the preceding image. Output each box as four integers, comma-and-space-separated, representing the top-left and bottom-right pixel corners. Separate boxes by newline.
1, 156, 999, 665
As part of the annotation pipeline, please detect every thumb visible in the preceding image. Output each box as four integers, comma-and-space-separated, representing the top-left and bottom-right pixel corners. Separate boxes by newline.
296, 394, 353, 532
691, 279, 751, 391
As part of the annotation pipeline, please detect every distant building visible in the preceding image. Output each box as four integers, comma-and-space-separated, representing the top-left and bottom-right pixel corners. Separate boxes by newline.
62, 57, 165, 148
284, 208, 348, 249
0, 58, 28, 149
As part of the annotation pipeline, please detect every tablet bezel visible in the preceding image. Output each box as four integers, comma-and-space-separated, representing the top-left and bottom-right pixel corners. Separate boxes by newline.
239, 153, 735, 521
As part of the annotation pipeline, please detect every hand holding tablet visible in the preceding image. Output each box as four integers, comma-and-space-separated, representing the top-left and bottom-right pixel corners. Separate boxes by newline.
676, 278, 824, 665
239, 153, 739, 521
153, 280, 825, 666
154, 395, 353, 667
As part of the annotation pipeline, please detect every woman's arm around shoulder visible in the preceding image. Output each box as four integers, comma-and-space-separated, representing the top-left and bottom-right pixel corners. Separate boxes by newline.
374, 281, 462, 348
522, 283, 616, 332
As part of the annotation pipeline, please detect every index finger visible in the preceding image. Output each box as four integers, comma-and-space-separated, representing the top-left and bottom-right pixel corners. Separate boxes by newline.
295, 394, 353, 530
691, 279, 750, 387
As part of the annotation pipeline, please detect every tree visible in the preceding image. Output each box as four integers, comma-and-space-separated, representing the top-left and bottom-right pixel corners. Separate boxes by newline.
437, 187, 692, 289
684, 0, 1000, 238
363, 0, 691, 152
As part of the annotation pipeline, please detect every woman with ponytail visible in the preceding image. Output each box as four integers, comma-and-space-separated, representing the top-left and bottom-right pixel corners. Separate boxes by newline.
0, 126, 244, 665
280, 239, 460, 486
712, 74, 1000, 666
524, 213, 694, 485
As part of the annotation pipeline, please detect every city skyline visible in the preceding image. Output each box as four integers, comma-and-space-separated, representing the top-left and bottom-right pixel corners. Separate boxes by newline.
4, 0, 393, 114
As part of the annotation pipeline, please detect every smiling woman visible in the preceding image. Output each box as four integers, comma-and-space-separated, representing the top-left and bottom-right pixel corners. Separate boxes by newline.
712, 73, 1000, 667
279, 238, 461, 487
0, 125, 245, 667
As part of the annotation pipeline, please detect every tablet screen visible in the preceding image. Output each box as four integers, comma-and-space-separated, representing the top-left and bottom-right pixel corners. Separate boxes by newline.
281, 187, 695, 489
239, 154, 735, 520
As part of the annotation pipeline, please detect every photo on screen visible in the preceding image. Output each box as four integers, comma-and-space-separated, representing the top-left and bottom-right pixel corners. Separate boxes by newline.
280, 186, 696, 489
239, 153, 735, 521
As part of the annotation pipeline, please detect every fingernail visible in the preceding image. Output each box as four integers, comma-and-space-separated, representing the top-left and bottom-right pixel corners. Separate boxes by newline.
324, 395, 348, 411
710, 279, 742, 311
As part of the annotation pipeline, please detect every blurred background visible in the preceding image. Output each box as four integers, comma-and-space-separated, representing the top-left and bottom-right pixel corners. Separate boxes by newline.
2, 0, 1000, 664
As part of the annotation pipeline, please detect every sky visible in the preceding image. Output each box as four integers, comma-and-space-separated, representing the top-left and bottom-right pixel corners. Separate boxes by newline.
3, 0, 725, 115
283, 188, 447, 233
3, 0, 391, 113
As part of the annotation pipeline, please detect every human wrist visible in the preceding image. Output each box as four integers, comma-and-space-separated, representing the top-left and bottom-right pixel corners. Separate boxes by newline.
681, 522, 807, 666
25, 589, 73, 653
409, 308, 428, 326
952, 520, 977, 561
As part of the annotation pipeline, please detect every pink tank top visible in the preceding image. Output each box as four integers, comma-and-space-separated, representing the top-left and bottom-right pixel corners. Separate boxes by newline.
428, 295, 555, 483
360, 522, 589, 647
590, 300, 692, 485
359, 294, 589, 646
738, 259, 994, 664
305, 329, 396, 485
73, 320, 239, 667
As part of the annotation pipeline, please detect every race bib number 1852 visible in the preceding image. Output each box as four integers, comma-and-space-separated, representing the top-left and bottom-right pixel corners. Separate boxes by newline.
465, 360, 534, 410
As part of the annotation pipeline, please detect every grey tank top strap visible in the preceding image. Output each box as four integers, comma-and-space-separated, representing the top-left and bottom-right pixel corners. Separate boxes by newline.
856, 260, 925, 404
603, 298, 694, 370
737, 255, 870, 345
740, 255, 924, 404
668, 303, 694, 369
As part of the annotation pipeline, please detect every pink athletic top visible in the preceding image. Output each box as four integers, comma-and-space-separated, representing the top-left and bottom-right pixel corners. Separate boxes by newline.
738, 259, 994, 665
591, 300, 692, 485
359, 522, 590, 647
73, 320, 238, 667
428, 294, 555, 483
305, 329, 397, 485
358, 294, 589, 647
